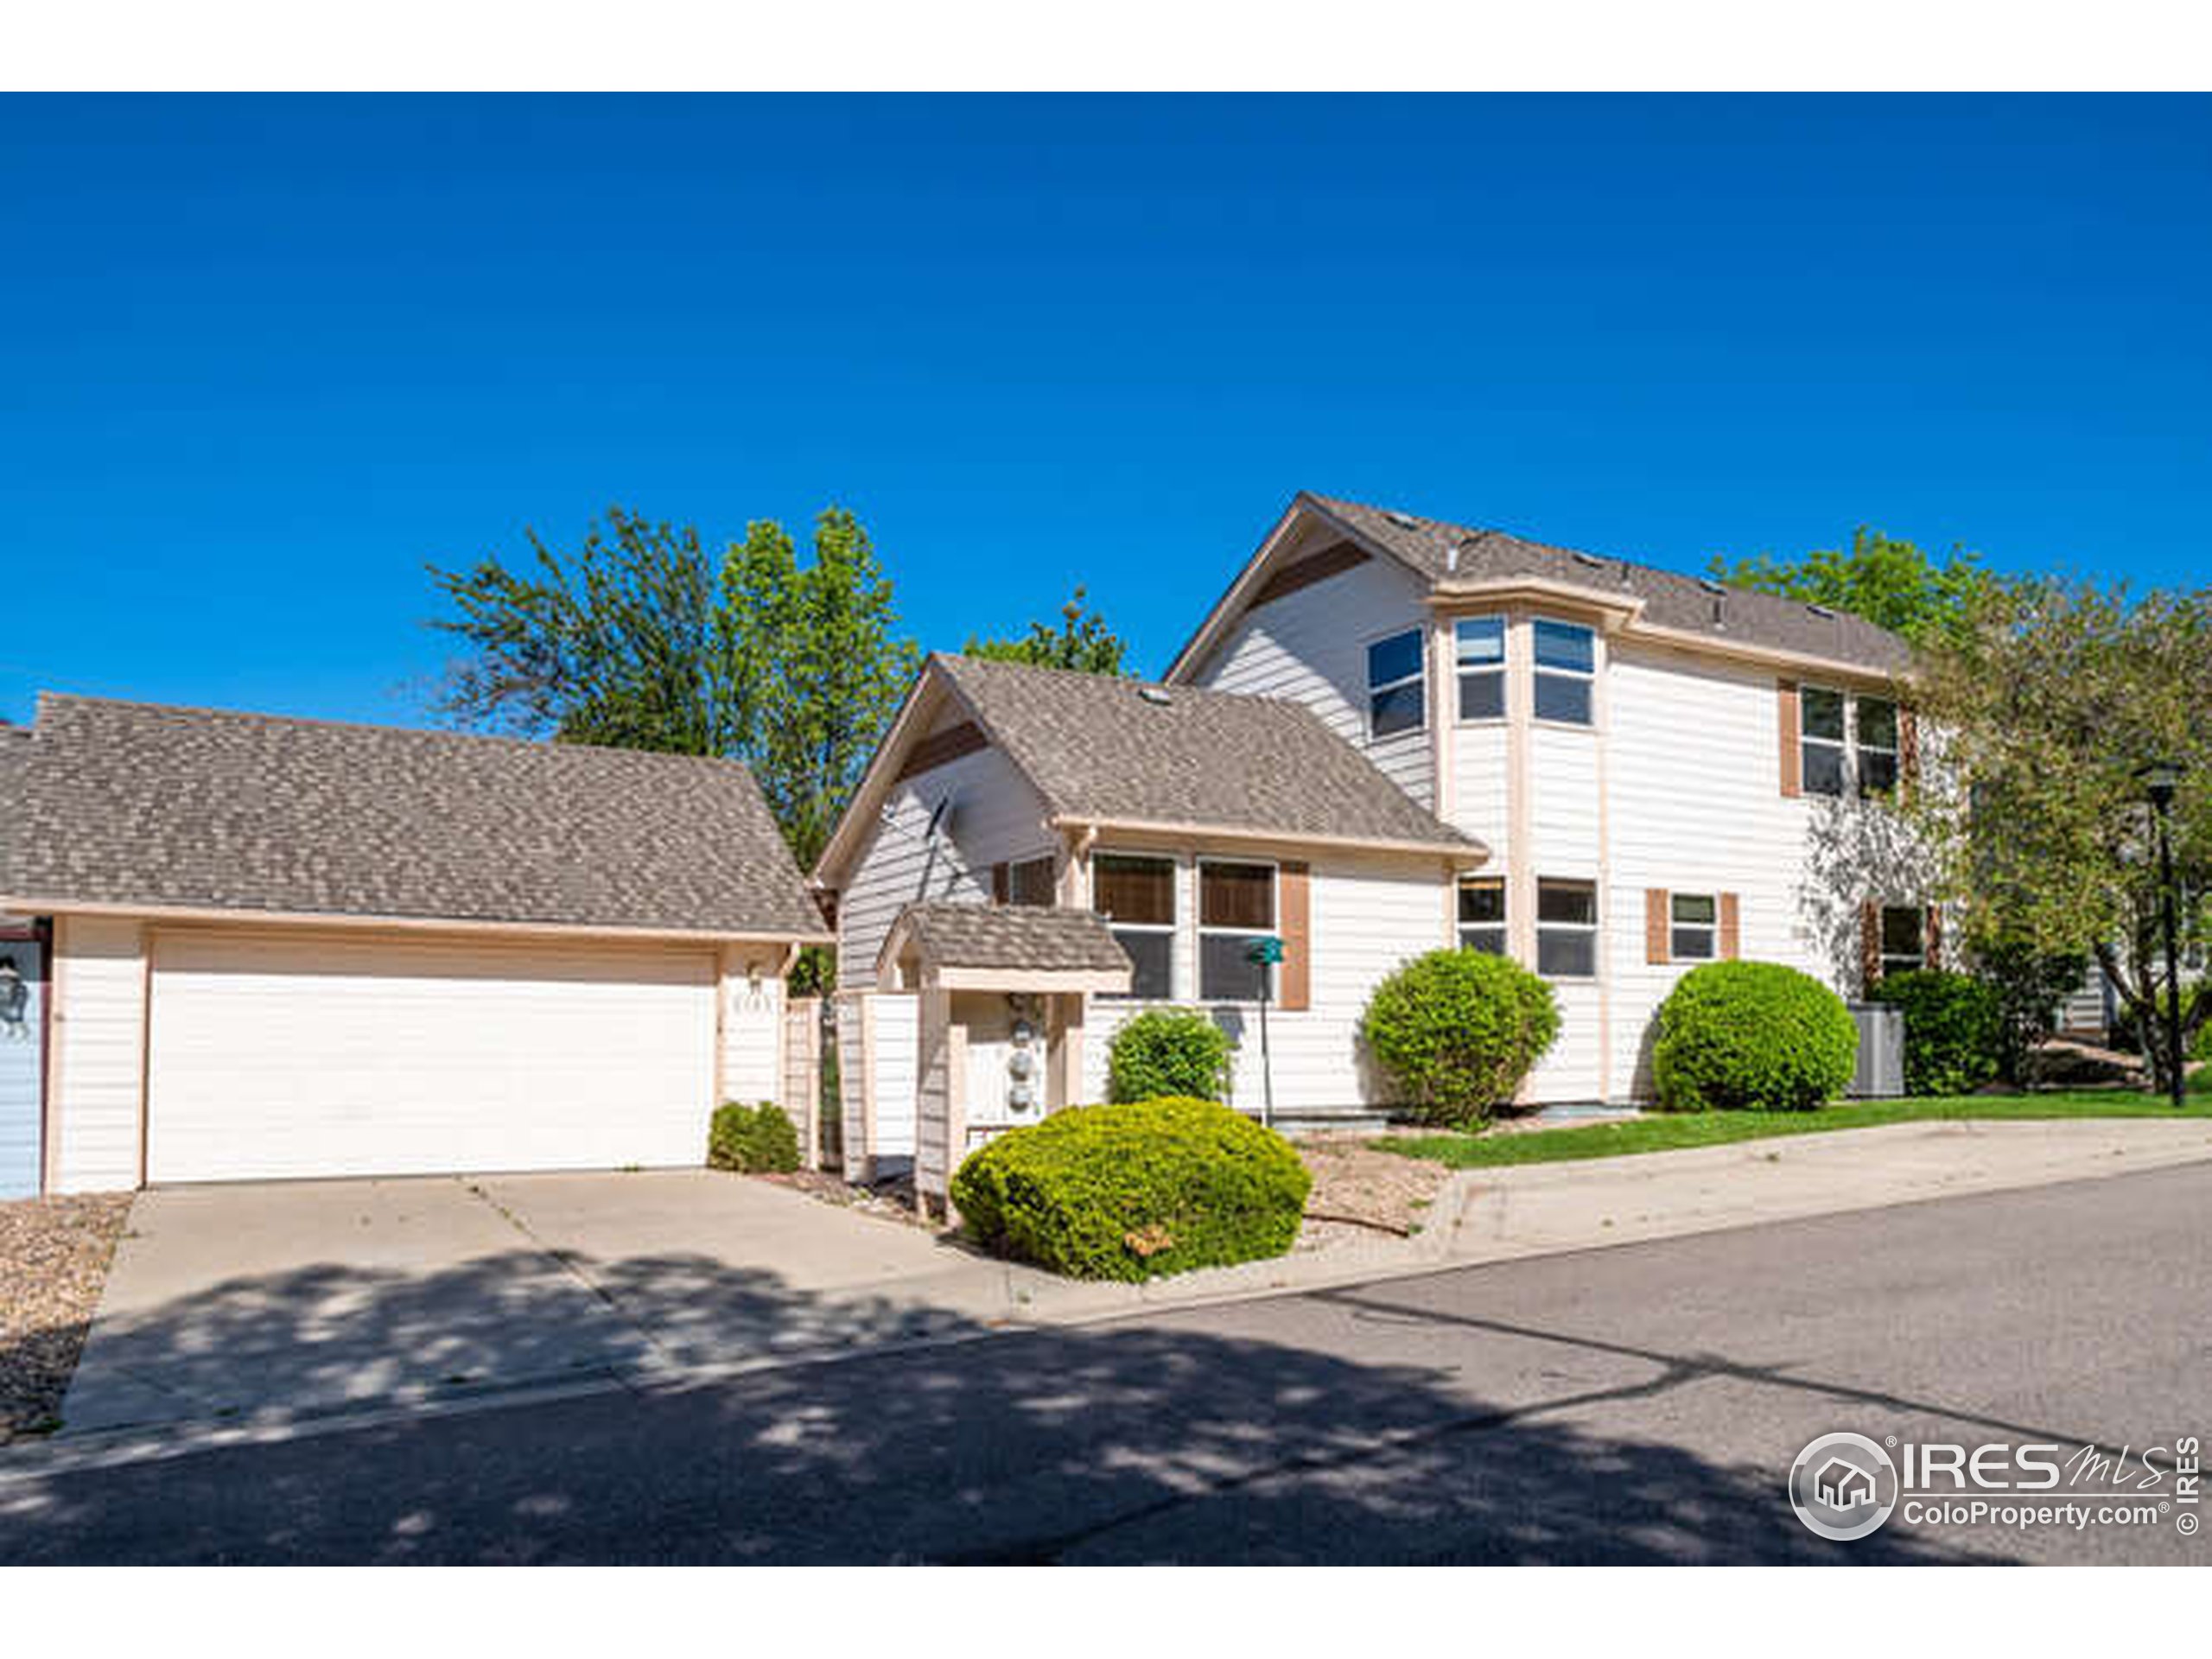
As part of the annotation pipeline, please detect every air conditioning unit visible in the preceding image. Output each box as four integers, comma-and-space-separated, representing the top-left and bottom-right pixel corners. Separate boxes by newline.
1846, 1001, 1907, 1099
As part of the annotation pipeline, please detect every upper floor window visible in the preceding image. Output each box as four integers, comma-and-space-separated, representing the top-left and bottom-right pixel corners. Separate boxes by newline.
1198, 860, 1276, 1001
1096, 853, 1175, 999
1856, 697, 1900, 797
1802, 687, 1904, 798
1366, 628, 1426, 739
1455, 616, 1507, 721
1801, 686, 1848, 795
1458, 876, 1507, 954
1532, 619, 1595, 726
1536, 878, 1599, 978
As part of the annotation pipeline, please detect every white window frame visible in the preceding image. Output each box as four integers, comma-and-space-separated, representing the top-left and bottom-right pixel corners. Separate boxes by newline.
1855, 696, 1900, 798
1364, 626, 1427, 741
1197, 856, 1280, 1005
1531, 616, 1597, 728
1453, 614, 1508, 725
1801, 683, 1848, 798
1535, 877, 1600, 981
1670, 892, 1717, 961
1094, 850, 1178, 1001
1458, 875, 1508, 954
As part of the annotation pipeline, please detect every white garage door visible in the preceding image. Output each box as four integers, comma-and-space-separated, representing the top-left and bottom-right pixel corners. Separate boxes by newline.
147, 930, 717, 1184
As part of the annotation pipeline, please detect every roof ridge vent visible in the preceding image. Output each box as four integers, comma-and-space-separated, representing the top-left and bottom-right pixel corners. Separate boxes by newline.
1382, 509, 1420, 530
1137, 685, 1174, 707
1697, 576, 1726, 594
1571, 550, 1606, 569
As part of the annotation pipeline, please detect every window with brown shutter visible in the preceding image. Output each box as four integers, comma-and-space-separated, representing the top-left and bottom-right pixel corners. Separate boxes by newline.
1778, 679, 1802, 797
1719, 893, 1740, 960
1277, 862, 1311, 1012
1645, 888, 1670, 964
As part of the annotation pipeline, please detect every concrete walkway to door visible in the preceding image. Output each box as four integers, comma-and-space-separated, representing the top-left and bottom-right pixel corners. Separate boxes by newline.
59, 1170, 1047, 1437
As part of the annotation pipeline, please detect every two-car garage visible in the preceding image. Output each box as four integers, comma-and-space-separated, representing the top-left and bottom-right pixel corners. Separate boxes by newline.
143, 931, 721, 1185
3, 694, 829, 1195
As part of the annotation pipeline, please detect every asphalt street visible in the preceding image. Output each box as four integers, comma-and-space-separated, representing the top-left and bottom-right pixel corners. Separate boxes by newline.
4, 1163, 2208, 1564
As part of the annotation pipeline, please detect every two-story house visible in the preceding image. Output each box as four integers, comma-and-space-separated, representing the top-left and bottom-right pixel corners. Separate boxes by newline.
813, 492, 1926, 1190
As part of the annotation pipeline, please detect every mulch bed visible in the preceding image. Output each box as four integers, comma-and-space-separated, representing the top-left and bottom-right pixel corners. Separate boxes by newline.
1, 1193, 132, 1444
1293, 1135, 1453, 1250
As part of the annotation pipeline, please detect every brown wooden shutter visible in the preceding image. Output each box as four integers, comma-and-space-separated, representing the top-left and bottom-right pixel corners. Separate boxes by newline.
1860, 901, 1883, 993
1925, 904, 1943, 971
1645, 888, 1669, 964
1899, 706, 1920, 804
1777, 679, 1802, 798
991, 862, 1009, 904
1278, 861, 1311, 1012
1719, 893, 1741, 960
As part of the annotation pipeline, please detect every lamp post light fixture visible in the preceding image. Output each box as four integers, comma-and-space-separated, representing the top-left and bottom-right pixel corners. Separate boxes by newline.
2133, 760, 2188, 1109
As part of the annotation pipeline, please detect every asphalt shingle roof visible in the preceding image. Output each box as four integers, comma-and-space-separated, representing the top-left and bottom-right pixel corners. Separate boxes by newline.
933, 653, 1478, 853
889, 902, 1133, 975
0, 695, 826, 938
1309, 494, 1917, 677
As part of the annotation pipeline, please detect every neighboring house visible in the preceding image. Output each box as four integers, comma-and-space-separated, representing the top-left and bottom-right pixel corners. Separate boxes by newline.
816, 492, 1929, 1185
0, 695, 826, 1194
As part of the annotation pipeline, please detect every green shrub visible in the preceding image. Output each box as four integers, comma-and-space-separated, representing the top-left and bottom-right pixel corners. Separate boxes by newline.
2194, 1018, 2212, 1065
950, 1097, 1310, 1281
1106, 1007, 1235, 1104
1872, 969, 2004, 1096
1359, 949, 1560, 1128
708, 1101, 801, 1173
1651, 961, 1857, 1112
1967, 936, 2090, 1084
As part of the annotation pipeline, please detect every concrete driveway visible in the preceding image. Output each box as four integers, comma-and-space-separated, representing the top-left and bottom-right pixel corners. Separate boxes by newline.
60, 1171, 1021, 1436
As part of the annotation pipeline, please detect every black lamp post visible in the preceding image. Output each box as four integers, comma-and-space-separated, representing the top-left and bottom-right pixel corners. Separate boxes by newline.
2134, 760, 2188, 1109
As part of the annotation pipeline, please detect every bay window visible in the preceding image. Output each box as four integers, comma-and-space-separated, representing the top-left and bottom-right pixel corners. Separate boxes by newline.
1458, 876, 1507, 954
1532, 619, 1595, 726
1536, 878, 1599, 978
1455, 616, 1507, 721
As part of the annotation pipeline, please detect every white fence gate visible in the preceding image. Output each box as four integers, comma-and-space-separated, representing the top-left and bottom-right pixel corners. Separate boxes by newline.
832, 989, 918, 1182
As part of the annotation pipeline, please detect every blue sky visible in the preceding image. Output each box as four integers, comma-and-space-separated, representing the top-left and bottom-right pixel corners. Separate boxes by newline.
3, 95, 2205, 728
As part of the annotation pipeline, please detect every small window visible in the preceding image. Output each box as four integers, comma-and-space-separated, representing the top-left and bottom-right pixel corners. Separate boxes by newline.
1532, 618, 1595, 726
1802, 686, 1847, 797
1856, 697, 1899, 797
1879, 905, 1925, 980
1455, 616, 1506, 722
1536, 878, 1599, 978
1366, 628, 1427, 740
1198, 860, 1277, 1001
1458, 876, 1507, 954
1096, 853, 1175, 999
1670, 893, 1716, 961
1006, 855, 1057, 907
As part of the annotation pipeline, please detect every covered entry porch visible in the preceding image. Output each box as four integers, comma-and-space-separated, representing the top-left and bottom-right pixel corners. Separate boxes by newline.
876, 904, 1133, 1217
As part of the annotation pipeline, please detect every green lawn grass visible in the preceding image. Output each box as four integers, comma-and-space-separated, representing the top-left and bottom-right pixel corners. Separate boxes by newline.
1382, 1074, 2212, 1169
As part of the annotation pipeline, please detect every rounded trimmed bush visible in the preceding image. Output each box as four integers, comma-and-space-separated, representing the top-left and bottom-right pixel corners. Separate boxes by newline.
1652, 961, 1857, 1112
1359, 948, 1560, 1128
708, 1101, 801, 1173
949, 1097, 1310, 1281
1106, 1007, 1235, 1104
1871, 969, 2003, 1096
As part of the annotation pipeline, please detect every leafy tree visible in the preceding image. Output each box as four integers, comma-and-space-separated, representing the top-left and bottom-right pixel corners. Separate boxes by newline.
963, 586, 1128, 674
429, 504, 918, 874
1708, 527, 1987, 645
1910, 576, 2210, 1093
